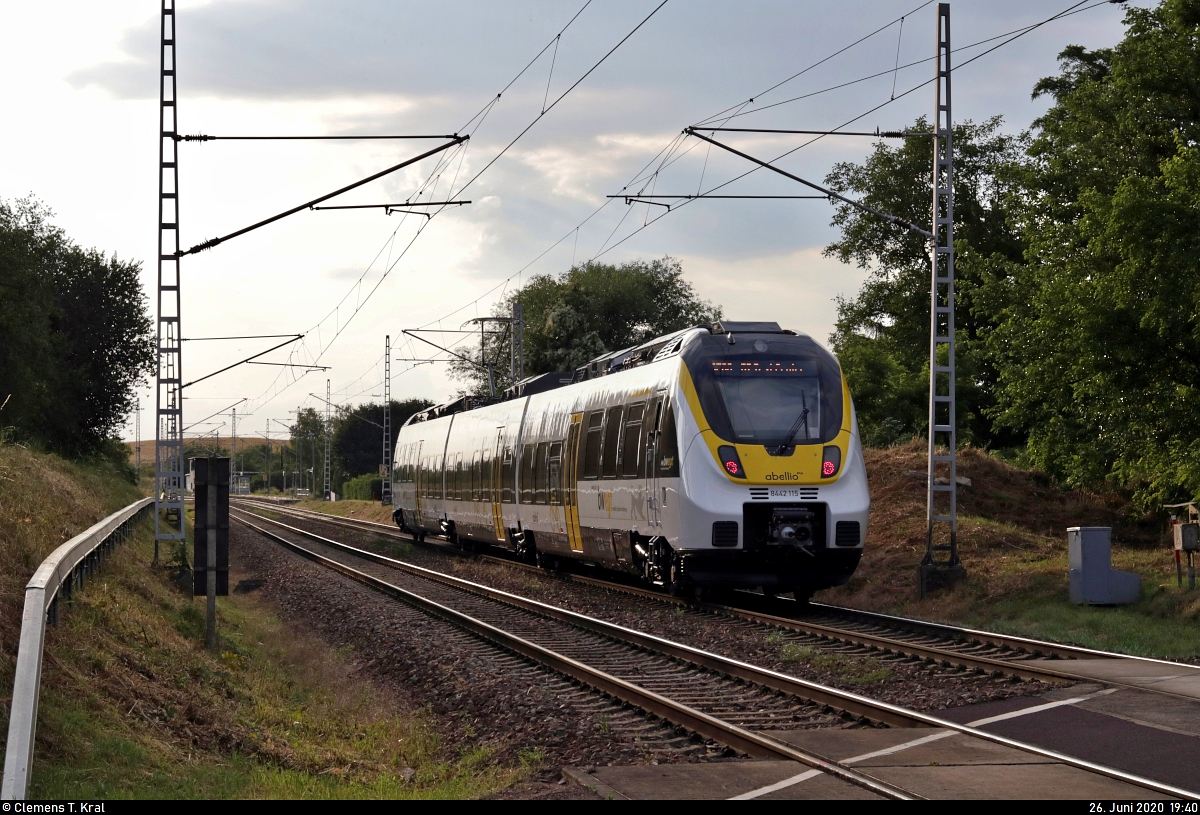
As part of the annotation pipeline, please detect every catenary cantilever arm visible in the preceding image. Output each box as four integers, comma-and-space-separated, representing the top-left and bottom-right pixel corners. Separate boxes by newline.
178, 136, 468, 256
684, 128, 931, 238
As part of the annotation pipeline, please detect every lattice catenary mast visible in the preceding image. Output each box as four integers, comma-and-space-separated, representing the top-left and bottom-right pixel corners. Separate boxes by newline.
381, 335, 392, 505
919, 3, 964, 596
154, 0, 185, 560
323, 378, 332, 500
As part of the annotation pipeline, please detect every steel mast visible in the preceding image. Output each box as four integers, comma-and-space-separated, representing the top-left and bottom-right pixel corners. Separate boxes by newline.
323, 379, 332, 500
919, 3, 964, 596
381, 335, 392, 505
154, 0, 185, 560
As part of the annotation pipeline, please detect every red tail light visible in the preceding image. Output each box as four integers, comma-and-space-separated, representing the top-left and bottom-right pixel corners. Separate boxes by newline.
718, 446, 746, 479
821, 446, 841, 478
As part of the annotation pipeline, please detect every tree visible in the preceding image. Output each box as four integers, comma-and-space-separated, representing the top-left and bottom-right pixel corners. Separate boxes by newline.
328, 399, 434, 492
823, 117, 1028, 448
450, 257, 722, 395
0, 197, 154, 464
989, 0, 1200, 505
290, 407, 326, 493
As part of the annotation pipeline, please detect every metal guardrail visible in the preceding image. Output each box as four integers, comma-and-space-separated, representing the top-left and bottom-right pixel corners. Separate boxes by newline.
2, 497, 152, 800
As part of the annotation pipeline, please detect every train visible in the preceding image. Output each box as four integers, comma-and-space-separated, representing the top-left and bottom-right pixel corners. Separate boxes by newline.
391, 320, 868, 599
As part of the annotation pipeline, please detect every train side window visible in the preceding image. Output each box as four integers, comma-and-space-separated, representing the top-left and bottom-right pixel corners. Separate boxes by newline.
534, 441, 550, 504
582, 411, 604, 479
501, 447, 516, 503
658, 398, 681, 477
548, 442, 563, 505
600, 406, 624, 478
519, 444, 535, 504
620, 403, 645, 478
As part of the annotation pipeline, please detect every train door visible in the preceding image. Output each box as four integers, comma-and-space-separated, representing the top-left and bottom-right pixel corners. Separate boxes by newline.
564, 412, 584, 552
647, 395, 665, 529
490, 427, 505, 541
413, 441, 424, 525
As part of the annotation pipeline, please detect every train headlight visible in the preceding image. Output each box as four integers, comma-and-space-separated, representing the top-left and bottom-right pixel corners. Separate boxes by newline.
821, 446, 841, 478
717, 446, 747, 479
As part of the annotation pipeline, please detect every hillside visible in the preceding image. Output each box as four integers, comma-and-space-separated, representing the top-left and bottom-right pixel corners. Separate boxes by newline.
126, 437, 245, 463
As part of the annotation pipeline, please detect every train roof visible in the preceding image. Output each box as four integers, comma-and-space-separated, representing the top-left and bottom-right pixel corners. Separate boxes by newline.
404, 321, 805, 425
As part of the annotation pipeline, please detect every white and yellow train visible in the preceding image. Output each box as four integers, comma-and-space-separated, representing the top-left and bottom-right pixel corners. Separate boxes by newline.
391, 321, 868, 598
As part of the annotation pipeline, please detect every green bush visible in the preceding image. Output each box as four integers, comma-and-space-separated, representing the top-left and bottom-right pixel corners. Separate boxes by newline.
342, 473, 382, 501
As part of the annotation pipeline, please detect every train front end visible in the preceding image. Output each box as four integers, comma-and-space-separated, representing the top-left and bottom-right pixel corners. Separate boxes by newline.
671, 322, 868, 597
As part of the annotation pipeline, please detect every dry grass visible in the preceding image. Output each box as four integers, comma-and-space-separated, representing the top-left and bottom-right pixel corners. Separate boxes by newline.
294, 499, 395, 525
26, 526, 515, 798
0, 442, 145, 721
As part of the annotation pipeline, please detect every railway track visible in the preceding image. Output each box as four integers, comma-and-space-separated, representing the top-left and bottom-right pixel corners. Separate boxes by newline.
230, 503, 1195, 800
230, 507, 917, 800
233, 498, 1200, 698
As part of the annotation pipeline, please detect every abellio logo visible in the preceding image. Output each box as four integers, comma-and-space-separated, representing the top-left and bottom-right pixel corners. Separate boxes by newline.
764, 472, 801, 481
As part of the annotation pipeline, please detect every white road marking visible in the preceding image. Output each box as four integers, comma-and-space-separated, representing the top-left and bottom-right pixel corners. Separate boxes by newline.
727, 687, 1120, 799
727, 769, 823, 800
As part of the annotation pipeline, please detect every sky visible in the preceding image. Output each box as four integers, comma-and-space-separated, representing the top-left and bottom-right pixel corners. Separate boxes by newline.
0, 0, 1146, 445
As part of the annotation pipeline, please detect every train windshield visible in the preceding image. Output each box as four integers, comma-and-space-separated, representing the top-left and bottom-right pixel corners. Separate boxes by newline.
683, 332, 844, 446
710, 360, 821, 445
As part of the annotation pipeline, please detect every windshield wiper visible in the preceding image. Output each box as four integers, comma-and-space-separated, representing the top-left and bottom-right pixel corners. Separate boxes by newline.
773, 391, 811, 455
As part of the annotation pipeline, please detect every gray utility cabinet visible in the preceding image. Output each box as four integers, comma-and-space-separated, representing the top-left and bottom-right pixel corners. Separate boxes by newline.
1068, 526, 1141, 605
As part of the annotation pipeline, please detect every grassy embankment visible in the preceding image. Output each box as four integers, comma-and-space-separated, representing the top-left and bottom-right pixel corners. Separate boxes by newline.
0, 442, 516, 798
818, 441, 1200, 660
293, 498, 394, 525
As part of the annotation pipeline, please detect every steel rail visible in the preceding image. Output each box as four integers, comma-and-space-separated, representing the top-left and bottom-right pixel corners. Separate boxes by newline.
2, 497, 153, 800
697, 605, 1078, 684
231, 512, 917, 800
231, 507, 1197, 801
234, 507, 928, 728
232, 500, 1199, 685
805, 601, 1200, 668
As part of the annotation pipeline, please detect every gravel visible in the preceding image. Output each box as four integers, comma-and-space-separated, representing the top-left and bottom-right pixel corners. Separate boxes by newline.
259, 509, 1057, 715
231, 522, 741, 786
